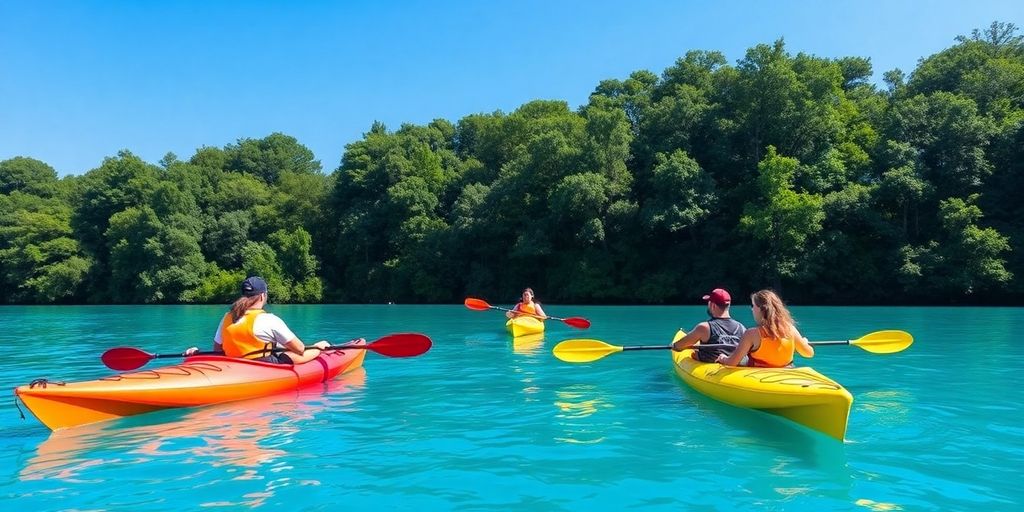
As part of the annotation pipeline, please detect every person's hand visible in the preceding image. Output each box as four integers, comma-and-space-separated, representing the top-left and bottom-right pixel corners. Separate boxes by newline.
313, 340, 330, 350
716, 354, 728, 364
184, 346, 199, 356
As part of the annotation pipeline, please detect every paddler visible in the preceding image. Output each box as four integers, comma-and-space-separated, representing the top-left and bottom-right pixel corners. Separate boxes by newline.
185, 276, 338, 364
505, 287, 548, 320
672, 288, 746, 362
717, 289, 814, 367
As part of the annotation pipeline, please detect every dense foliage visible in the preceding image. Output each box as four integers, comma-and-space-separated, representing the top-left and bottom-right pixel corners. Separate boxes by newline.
2, 23, 1022, 305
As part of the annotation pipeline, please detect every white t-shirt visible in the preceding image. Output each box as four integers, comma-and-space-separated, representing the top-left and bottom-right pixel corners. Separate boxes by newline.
214, 312, 298, 349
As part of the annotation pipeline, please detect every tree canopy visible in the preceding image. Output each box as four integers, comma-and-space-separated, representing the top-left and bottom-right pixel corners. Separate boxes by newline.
2, 22, 1021, 305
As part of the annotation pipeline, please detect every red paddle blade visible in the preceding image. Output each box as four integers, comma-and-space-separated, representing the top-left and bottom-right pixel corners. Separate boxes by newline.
365, 333, 432, 357
101, 347, 155, 371
464, 298, 491, 311
562, 317, 591, 329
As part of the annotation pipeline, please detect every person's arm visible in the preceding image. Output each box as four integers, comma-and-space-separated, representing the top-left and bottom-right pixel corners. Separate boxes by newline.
212, 325, 223, 352
793, 328, 814, 358
283, 337, 309, 355
506, 303, 519, 319
268, 315, 328, 356
533, 303, 547, 318
717, 328, 758, 366
672, 322, 710, 351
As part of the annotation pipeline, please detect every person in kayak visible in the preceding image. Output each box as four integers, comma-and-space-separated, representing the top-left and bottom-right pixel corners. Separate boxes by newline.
501, 288, 544, 319
505, 288, 547, 319
717, 289, 814, 367
185, 276, 331, 364
672, 288, 746, 362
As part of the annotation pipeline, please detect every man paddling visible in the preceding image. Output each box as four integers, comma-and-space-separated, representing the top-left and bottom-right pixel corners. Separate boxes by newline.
672, 288, 745, 362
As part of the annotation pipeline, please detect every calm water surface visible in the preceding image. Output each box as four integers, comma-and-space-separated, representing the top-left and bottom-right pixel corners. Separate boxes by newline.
1, 305, 1021, 510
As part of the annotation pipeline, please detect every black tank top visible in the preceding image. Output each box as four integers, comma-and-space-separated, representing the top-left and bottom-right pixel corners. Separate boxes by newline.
695, 317, 745, 363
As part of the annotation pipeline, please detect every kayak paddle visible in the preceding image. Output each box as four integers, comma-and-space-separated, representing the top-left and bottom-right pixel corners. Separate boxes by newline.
101, 333, 433, 371
464, 297, 591, 329
552, 330, 913, 363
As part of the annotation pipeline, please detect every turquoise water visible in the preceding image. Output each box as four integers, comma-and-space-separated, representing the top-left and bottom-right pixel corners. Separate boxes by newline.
1, 305, 1021, 510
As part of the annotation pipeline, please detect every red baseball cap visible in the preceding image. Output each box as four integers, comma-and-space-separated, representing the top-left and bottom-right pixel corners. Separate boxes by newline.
701, 288, 731, 306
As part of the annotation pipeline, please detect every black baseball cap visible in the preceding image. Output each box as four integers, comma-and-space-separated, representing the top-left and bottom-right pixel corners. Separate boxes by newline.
241, 276, 268, 297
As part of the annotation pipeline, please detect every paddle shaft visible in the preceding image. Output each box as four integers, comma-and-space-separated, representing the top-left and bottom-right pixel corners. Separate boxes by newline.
491, 304, 555, 321
631, 341, 853, 352
183, 341, 367, 358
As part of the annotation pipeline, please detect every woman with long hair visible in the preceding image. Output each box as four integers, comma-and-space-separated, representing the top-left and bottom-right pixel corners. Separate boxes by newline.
716, 289, 814, 367
185, 276, 331, 364
505, 287, 547, 319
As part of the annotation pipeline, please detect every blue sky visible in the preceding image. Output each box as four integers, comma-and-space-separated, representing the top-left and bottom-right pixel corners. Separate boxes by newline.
1, 0, 1021, 176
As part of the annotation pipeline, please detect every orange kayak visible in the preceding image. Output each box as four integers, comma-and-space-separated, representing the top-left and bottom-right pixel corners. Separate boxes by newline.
15, 340, 367, 431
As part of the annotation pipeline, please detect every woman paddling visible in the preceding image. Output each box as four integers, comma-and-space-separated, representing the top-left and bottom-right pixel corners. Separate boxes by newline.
716, 289, 814, 368
505, 288, 547, 320
185, 276, 332, 364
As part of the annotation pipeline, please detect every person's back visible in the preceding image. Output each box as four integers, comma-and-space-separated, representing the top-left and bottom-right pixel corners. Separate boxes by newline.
747, 327, 797, 367
699, 316, 745, 362
185, 276, 331, 364
672, 288, 745, 361
717, 289, 814, 368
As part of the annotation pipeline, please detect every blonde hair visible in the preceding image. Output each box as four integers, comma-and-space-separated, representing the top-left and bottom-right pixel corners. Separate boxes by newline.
751, 289, 798, 340
230, 294, 262, 323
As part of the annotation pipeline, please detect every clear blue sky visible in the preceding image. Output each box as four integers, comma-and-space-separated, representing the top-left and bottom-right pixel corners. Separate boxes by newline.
1, 0, 1020, 176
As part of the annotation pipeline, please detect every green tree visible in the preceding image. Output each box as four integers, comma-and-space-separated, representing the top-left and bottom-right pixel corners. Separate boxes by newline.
240, 241, 291, 303
740, 146, 825, 288
640, 150, 716, 236
0, 193, 91, 303
269, 228, 323, 302
225, 133, 321, 184
0, 157, 59, 196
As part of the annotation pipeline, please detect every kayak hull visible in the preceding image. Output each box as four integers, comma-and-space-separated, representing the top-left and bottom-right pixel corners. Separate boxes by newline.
670, 331, 852, 441
506, 316, 544, 337
15, 340, 367, 431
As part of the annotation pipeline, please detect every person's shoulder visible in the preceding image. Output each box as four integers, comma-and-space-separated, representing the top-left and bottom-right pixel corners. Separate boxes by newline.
259, 312, 287, 323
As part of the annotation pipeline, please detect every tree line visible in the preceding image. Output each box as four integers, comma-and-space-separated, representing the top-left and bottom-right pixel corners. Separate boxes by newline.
2, 22, 1022, 305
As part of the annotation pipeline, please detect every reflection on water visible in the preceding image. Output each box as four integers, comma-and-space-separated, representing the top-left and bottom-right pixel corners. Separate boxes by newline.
855, 498, 904, 511
511, 333, 545, 355
672, 376, 849, 472
856, 390, 912, 426
20, 367, 367, 506
552, 384, 613, 445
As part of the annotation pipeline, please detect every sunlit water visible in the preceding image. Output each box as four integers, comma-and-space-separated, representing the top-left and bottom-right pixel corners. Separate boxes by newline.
1, 305, 1021, 510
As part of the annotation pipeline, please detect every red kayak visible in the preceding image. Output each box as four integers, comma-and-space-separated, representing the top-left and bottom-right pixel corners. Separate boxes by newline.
16, 340, 367, 431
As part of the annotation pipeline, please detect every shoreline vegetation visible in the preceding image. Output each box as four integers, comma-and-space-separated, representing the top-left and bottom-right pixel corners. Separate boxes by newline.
1, 22, 1022, 306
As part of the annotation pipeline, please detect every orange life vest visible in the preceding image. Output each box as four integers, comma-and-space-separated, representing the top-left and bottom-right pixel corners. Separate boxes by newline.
514, 302, 538, 316
748, 327, 795, 367
219, 309, 273, 359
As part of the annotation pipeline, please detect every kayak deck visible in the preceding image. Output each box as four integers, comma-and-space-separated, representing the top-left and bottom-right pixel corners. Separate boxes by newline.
15, 340, 366, 431
671, 332, 852, 441
506, 316, 545, 337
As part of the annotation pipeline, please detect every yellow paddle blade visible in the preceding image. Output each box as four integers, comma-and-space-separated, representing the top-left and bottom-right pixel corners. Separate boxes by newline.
851, 330, 913, 354
552, 339, 624, 363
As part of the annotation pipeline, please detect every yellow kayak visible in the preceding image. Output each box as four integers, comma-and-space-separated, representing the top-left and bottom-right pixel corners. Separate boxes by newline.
671, 330, 852, 441
506, 316, 544, 337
